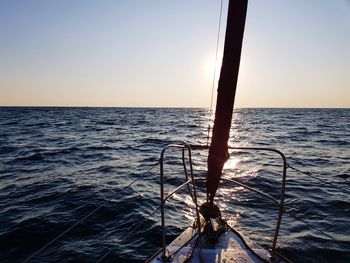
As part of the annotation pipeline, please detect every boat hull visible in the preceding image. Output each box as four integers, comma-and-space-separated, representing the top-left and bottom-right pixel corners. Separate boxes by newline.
147, 223, 281, 263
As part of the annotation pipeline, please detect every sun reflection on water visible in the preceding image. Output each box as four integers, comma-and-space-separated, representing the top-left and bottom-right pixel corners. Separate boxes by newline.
172, 193, 196, 222
162, 149, 264, 233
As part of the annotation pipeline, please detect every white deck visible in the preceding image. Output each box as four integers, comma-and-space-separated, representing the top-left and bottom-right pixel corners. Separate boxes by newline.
147, 226, 275, 263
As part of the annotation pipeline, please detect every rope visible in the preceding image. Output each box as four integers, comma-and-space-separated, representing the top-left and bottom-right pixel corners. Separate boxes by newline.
95, 204, 161, 263
283, 208, 338, 242
22, 200, 107, 263
207, 0, 224, 152
284, 165, 346, 242
22, 161, 160, 263
209, 0, 224, 113
288, 164, 349, 194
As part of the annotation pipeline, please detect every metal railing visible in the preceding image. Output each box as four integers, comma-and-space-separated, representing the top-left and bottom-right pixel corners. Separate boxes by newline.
192, 145, 287, 252
158, 144, 288, 260
229, 146, 287, 252
159, 144, 201, 261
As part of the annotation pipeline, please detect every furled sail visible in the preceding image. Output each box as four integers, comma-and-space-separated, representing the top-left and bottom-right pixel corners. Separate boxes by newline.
207, 0, 248, 203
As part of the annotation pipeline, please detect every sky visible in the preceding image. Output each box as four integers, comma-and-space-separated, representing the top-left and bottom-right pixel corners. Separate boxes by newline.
0, 0, 349, 108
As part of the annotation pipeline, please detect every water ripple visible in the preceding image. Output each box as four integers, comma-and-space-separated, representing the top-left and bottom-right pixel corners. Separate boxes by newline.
0, 107, 349, 262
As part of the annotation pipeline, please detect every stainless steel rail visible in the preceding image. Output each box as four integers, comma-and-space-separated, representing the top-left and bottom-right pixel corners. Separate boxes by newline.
158, 144, 288, 260
230, 146, 287, 252
159, 144, 200, 261
192, 145, 287, 252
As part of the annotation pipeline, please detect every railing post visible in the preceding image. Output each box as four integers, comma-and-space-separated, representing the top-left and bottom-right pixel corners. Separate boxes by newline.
186, 145, 202, 235
159, 148, 167, 261
272, 152, 287, 251
159, 144, 288, 258
159, 144, 203, 261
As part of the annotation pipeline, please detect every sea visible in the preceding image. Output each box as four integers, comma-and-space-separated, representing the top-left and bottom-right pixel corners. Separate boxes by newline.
0, 107, 349, 263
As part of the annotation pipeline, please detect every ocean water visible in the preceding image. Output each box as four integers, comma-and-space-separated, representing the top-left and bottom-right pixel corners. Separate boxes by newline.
0, 107, 349, 263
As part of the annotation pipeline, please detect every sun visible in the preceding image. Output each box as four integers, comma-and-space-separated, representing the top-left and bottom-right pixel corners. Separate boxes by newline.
205, 53, 223, 83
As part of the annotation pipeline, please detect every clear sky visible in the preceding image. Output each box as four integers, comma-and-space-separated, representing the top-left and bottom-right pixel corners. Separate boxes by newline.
1, 0, 349, 108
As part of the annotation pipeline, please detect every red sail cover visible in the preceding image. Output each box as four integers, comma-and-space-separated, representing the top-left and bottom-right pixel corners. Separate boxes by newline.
207, 0, 248, 203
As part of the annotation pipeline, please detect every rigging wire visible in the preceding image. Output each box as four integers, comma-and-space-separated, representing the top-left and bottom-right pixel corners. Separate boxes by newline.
283, 208, 338, 242
285, 163, 348, 242
95, 204, 161, 263
22, 161, 160, 263
207, 0, 224, 146
288, 164, 349, 194
209, 0, 224, 113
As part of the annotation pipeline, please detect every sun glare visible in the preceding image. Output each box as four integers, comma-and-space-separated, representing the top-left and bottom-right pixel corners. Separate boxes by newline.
205, 53, 223, 82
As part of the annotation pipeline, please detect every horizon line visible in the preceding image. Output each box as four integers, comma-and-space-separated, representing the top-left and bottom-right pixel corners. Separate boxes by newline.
0, 105, 349, 110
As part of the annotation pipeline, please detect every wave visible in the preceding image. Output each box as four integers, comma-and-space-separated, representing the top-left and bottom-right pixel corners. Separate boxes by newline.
0, 108, 349, 262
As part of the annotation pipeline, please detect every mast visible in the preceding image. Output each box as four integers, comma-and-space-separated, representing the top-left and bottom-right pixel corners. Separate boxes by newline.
207, 0, 248, 203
